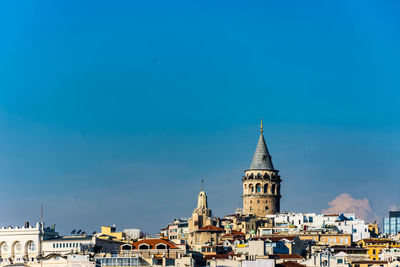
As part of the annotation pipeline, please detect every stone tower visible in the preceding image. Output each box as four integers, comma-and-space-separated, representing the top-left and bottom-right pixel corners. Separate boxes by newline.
242, 121, 281, 216
188, 188, 212, 232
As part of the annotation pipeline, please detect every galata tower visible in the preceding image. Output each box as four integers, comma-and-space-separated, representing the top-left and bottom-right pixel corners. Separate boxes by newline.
242, 121, 281, 216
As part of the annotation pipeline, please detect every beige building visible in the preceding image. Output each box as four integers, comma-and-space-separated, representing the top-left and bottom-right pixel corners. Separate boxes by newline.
188, 188, 222, 250
188, 190, 213, 233
242, 122, 282, 217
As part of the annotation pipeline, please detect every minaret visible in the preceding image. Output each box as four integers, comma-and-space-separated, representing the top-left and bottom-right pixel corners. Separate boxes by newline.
242, 121, 281, 216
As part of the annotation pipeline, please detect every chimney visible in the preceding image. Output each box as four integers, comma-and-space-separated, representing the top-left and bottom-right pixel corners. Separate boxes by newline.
25, 221, 30, 228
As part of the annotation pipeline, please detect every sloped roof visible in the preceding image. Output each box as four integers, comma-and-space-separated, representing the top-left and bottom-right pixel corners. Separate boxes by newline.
273, 254, 304, 260
276, 262, 306, 267
249, 133, 274, 170
203, 251, 236, 260
334, 252, 348, 257
131, 238, 179, 249
268, 236, 296, 242
231, 230, 246, 236
197, 225, 224, 232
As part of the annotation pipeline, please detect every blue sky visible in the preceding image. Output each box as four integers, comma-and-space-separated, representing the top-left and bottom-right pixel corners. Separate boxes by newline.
0, 0, 399, 234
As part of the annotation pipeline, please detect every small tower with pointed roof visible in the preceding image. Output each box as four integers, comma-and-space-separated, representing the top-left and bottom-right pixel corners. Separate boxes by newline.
242, 121, 281, 216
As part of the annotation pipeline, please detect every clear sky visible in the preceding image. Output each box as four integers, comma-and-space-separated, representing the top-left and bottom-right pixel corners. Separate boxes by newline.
0, 0, 399, 234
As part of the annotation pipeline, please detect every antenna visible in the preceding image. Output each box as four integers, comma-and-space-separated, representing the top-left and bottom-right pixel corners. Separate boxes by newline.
201, 178, 204, 191
41, 203, 44, 229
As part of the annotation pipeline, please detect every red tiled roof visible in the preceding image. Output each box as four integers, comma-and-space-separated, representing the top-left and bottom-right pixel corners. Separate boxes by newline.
131, 238, 179, 249
231, 230, 246, 236
277, 262, 306, 267
222, 234, 234, 238
273, 254, 304, 260
197, 225, 224, 232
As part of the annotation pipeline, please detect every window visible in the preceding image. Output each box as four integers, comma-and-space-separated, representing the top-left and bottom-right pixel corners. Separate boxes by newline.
155, 244, 167, 249
28, 242, 36, 251
138, 244, 150, 250
264, 184, 269, 193
256, 184, 261, 192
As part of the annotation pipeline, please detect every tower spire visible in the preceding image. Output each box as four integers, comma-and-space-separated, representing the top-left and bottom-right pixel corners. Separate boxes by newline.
249, 123, 274, 170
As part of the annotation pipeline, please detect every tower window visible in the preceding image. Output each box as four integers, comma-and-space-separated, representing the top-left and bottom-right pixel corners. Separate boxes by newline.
271, 184, 276, 194
256, 184, 261, 192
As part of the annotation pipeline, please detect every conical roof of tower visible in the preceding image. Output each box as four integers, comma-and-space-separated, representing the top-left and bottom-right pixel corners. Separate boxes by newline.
249, 133, 274, 170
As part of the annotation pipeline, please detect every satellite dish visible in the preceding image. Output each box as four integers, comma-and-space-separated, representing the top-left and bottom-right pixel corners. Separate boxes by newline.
71, 230, 76, 234
77, 229, 82, 234
92, 231, 97, 235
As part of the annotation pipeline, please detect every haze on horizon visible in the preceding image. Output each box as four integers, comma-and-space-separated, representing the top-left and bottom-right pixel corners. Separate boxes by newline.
0, 0, 399, 234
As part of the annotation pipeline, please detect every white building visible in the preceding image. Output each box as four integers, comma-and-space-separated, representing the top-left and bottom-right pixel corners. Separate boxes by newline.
263, 212, 369, 241
0, 222, 122, 267
301, 251, 351, 267
380, 248, 400, 261
42, 236, 93, 255
122, 229, 141, 240
0, 222, 58, 266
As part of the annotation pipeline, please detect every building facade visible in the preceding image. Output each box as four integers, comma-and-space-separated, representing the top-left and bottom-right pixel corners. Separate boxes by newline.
242, 122, 282, 216
384, 211, 400, 235
0, 222, 58, 266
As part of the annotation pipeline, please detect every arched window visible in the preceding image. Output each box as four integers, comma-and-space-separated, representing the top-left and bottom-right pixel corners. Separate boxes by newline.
271, 184, 276, 194
13, 241, 22, 253
249, 184, 254, 193
121, 244, 132, 251
28, 242, 36, 251
265, 206, 269, 211
256, 184, 261, 193
1, 242, 8, 253
244, 184, 247, 193
264, 184, 268, 194
277, 184, 280, 195
155, 244, 167, 249
138, 244, 150, 250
